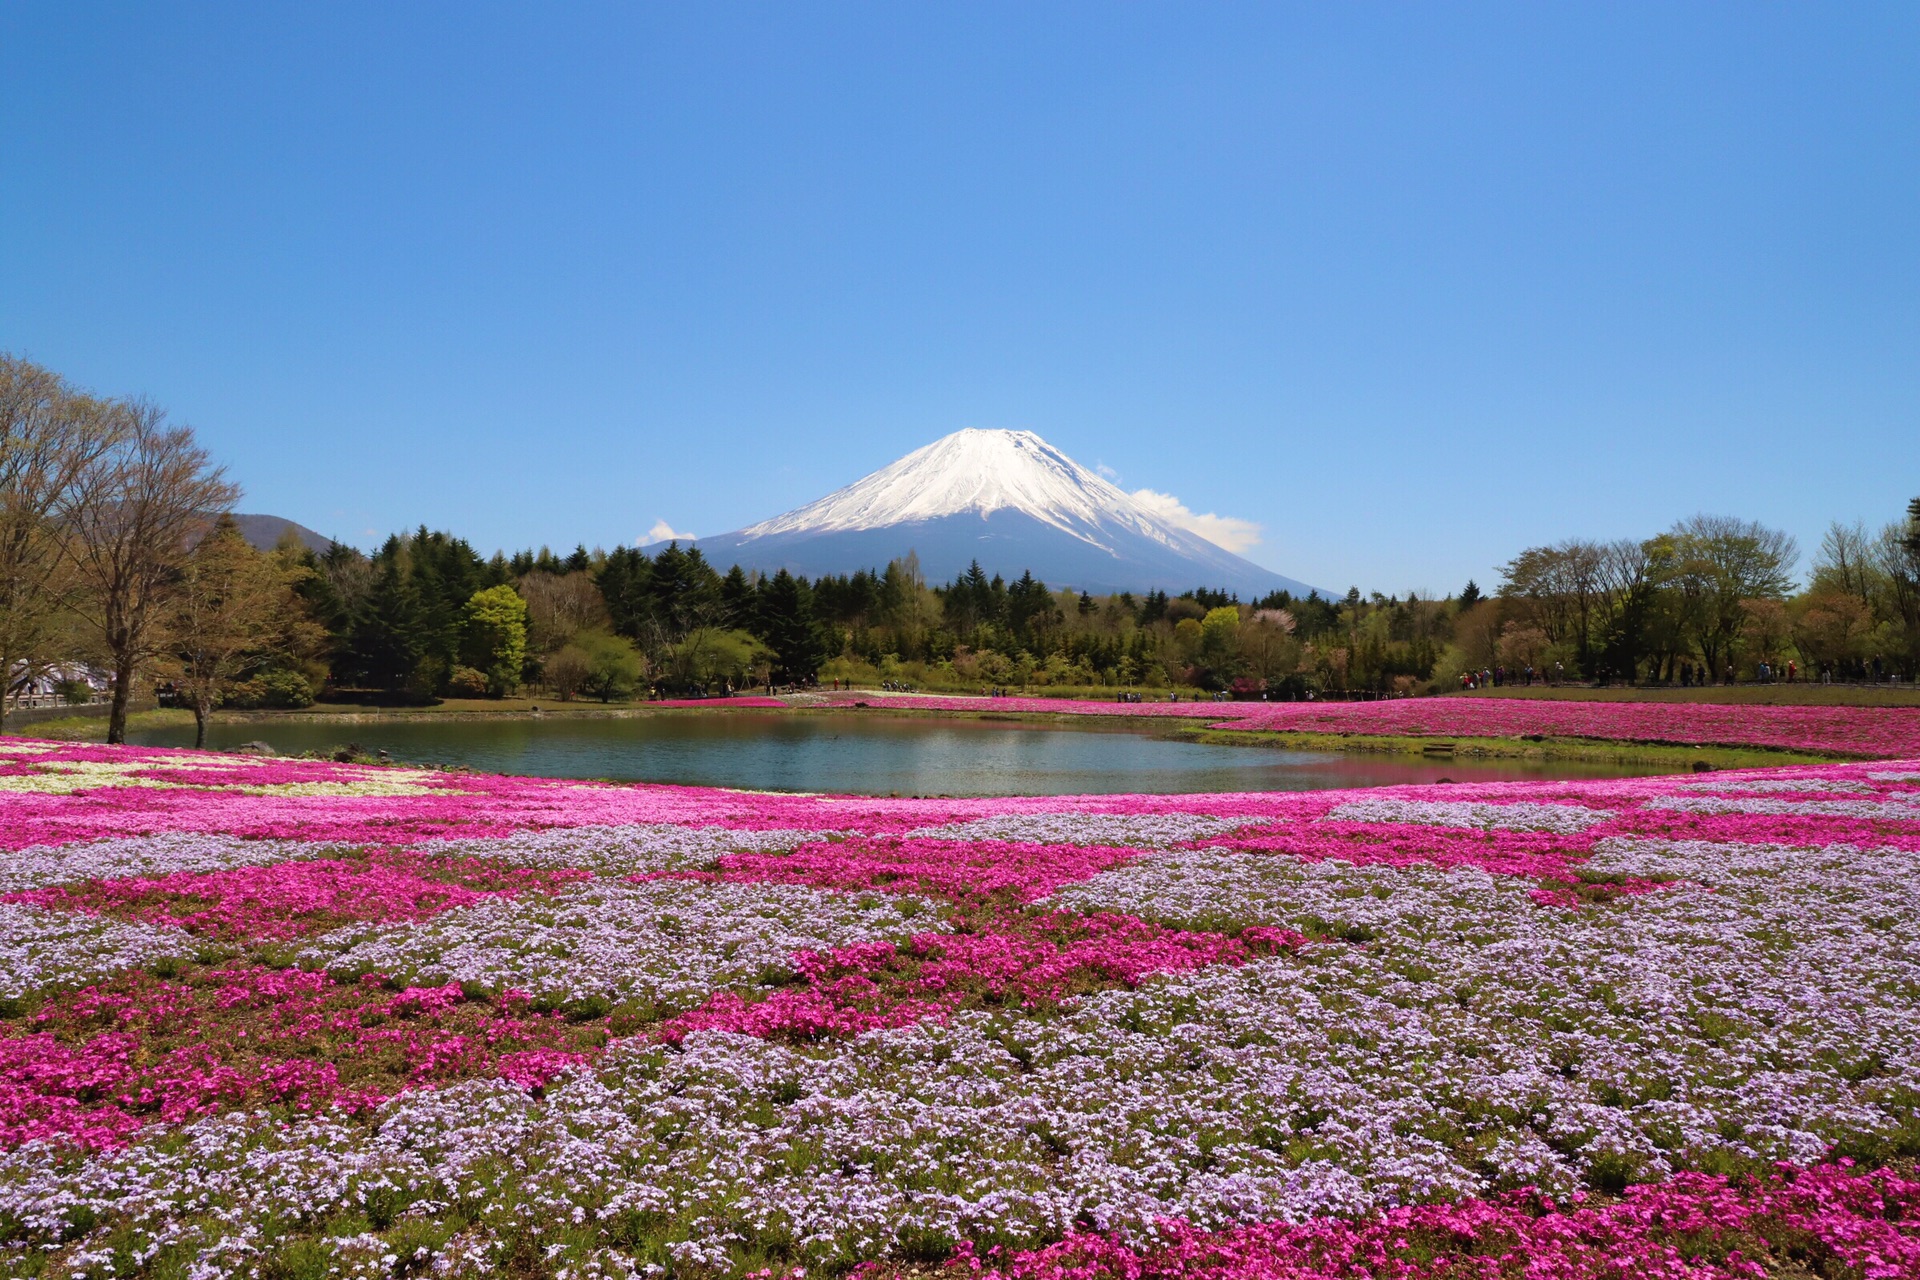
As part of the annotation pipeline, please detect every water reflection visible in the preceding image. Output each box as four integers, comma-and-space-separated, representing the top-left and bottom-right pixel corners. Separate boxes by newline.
132, 711, 1671, 796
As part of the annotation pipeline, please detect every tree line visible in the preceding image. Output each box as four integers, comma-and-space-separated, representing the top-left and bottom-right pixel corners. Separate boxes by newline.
306, 537, 1319, 706
1474, 511, 1920, 686
9, 357, 1918, 740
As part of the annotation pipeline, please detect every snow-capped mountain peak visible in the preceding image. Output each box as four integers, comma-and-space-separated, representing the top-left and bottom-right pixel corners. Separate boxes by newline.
689, 428, 1323, 597
741, 428, 1176, 552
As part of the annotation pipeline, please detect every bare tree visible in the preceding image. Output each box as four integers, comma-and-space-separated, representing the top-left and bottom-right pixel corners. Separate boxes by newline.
1812, 521, 1877, 606
0, 356, 114, 728
64, 401, 240, 743
1874, 502, 1920, 673
1670, 514, 1798, 677
1498, 539, 1605, 674
517, 569, 610, 652
168, 515, 301, 747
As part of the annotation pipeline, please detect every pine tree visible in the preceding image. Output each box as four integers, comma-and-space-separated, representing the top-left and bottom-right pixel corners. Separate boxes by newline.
596, 547, 655, 640
347, 554, 426, 694
719, 564, 756, 629
760, 569, 824, 682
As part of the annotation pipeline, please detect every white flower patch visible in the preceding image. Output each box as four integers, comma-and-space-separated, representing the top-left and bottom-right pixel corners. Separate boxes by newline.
907, 812, 1249, 847
1867, 770, 1920, 783
418, 823, 832, 877
0, 901, 198, 999
1044, 847, 1477, 936
0, 833, 343, 895
1645, 795, 1920, 821
0, 759, 177, 795
216, 774, 452, 799
1325, 798, 1614, 833
0, 756, 450, 799
1675, 777, 1873, 794
299, 878, 941, 1008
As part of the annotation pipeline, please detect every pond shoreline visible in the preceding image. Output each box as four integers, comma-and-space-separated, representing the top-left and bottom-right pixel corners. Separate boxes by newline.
19, 698, 1832, 774
104, 707, 1683, 796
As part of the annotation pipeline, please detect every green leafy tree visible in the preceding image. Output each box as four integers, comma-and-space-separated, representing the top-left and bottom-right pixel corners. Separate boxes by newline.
573, 629, 646, 702
668, 626, 773, 691
459, 584, 529, 696
1199, 606, 1240, 658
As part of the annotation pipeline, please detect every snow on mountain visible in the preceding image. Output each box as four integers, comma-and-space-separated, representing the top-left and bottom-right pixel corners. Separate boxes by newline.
688, 429, 1325, 597
743, 430, 1169, 547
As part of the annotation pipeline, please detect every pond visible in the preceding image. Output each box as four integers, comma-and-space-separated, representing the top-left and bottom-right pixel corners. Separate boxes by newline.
131, 711, 1673, 796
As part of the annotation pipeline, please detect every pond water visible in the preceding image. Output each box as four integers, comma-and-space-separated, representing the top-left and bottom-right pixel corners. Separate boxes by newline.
132, 711, 1672, 796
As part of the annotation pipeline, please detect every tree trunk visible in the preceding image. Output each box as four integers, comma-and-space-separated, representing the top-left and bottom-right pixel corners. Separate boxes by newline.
107, 654, 134, 744
193, 699, 209, 749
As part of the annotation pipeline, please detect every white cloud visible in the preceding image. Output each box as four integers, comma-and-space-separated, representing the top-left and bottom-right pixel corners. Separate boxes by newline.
642, 519, 697, 545
1129, 489, 1263, 554
1095, 462, 1121, 482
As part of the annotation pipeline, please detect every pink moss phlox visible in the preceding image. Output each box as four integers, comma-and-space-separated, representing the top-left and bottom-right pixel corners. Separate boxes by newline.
494, 1047, 591, 1089
660, 988, 949, 1043
1204, 820, 1597, 879
5, 848, 588, 940
961, 1163, 1920, 1280
820, 692, 1920, 758
695, 837, 1152, 905
386, 982, 466, 1018
1602, 807, 1920, 852
664, 912, 1307, 1043
0, 963, 602, 1149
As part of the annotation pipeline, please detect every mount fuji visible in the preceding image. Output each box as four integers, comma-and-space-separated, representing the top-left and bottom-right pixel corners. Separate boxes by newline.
685, 429, 1324, 597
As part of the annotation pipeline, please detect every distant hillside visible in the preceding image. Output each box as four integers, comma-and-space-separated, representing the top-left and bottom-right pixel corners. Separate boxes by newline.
228, 514, 334, 555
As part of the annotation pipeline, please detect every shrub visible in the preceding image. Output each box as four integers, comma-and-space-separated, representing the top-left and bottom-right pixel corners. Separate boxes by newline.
224, 670, 316, 710
54, 678, 94, 706
544, 645, 591, 701
446, 665, 491, 698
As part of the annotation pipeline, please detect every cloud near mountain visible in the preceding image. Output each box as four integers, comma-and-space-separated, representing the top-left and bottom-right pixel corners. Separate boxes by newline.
1125, 489, 1263, 555
644, 518, 697, 545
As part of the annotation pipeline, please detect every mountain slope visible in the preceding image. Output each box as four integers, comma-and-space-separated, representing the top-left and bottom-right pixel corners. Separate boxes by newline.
229, 515, 334, 555
689, 429, 1324, 597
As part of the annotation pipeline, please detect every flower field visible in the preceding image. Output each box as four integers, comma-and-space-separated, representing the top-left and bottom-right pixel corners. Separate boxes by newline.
2, 735, 1918, 1277
818, 691, 1920, 758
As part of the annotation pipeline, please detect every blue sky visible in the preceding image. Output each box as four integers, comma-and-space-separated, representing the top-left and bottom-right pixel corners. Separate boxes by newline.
2, 4, 1914, 595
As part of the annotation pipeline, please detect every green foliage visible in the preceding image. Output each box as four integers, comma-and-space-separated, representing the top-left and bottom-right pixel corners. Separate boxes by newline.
345, 551, 426, 694
445, 665, 490, 698
459, 584, 529, 696
759, 570, 824, 682
223, 669, 315, 709
667, 627, 773, 691
571, 630, 646, 702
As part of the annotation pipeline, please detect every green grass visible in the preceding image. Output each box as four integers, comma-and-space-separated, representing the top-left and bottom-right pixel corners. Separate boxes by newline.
1174, 726, 1842, 769
5, 707, 189, 741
